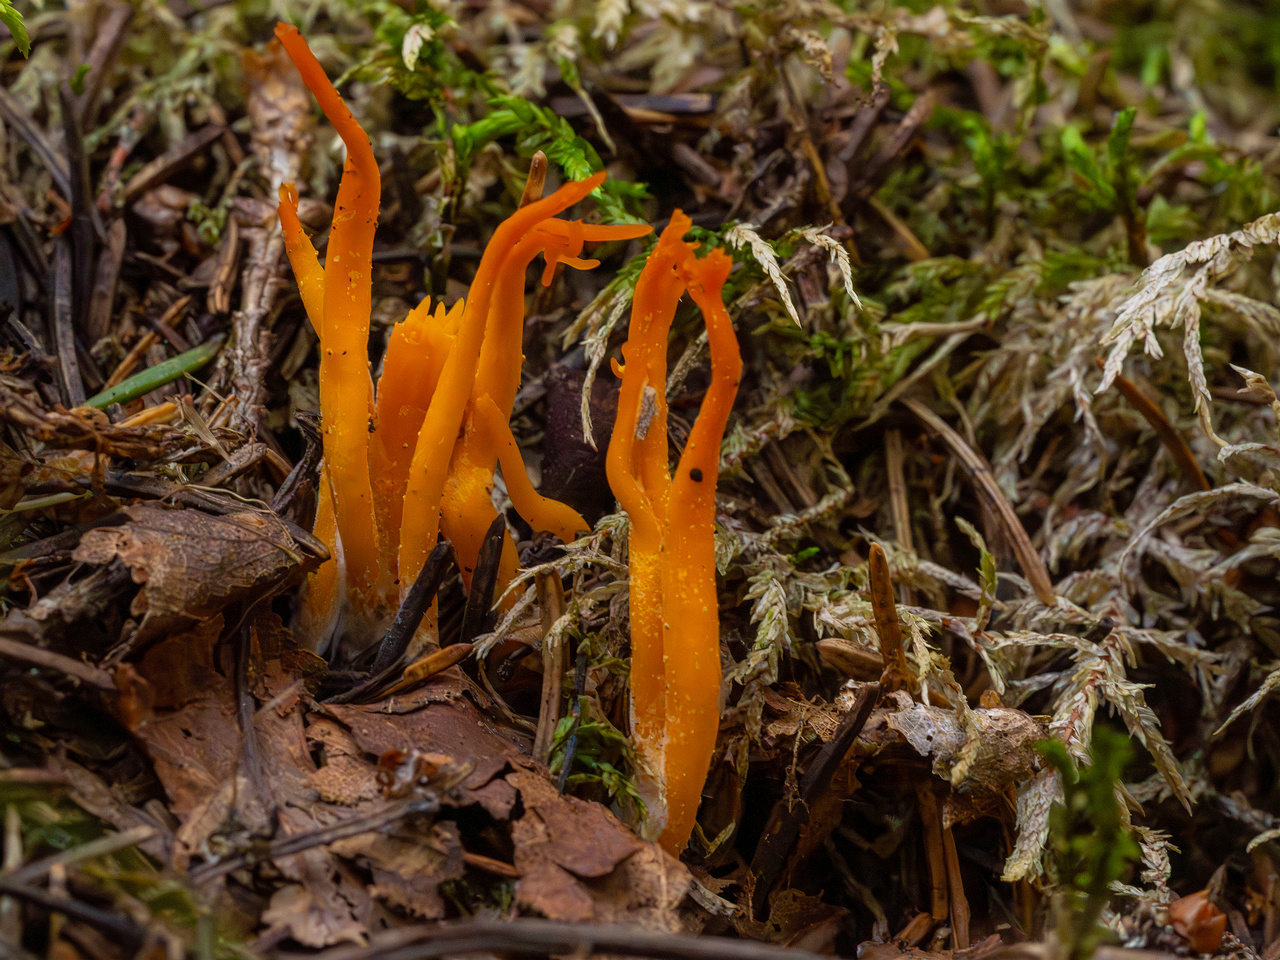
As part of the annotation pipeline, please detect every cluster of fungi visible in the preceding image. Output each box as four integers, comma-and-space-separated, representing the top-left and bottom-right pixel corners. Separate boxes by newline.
273, 23, 742, 853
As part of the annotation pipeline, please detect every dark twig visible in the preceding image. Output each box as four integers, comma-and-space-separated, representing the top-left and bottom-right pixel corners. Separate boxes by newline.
120, 124, 226, 205
903, 397, 1056, 606
86, 219, 125, 344
325, 542, 454, 704
0, 87, 72, 198
188, 796, 439, 886
51, 240, 86, 407
869, 543, 912, 691
12, 827, 156, 884
0, 634, 116, 690
270, 412, 323, 517
272, 917, 833, 960
74, 4, 134, 121
1095, 358, 1211, 493
58, 83, 104, 343
0, 876, 145, 948
851, 89, 936, 200
532, 571, 567, 765
749, 681, 881, 920
459, 515, 506, 644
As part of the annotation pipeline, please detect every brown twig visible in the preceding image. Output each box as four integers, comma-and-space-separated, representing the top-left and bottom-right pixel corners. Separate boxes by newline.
73, 4, 134, 120
532, 570, 567, 766
852, 89, 936, 199
885, 429, 916, 604
86, 220, 125, 344
103, 330, 158, 389
0, 876, 143, 948
50, 240, 86, 407
914, 779, 949, 922
943, 822, 972, 949
12, 827, 156, 884
461, 516, 507, 644
903, 396, 1056, 606
120, 124, 226, 204
188, 796, 440, 886
381, 643, 474, 697
0, 87, 71, 198
273, 917, 836, 960
0, 635, 116, 691
749, 682, 881, 920
1096, 358, 1210, 492
327, 541, 455, 704
208, 216, 241, 315
58, 83, 102, 337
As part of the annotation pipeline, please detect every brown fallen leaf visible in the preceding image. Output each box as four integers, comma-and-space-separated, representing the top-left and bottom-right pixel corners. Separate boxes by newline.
325, 693, 524, 817
74, 502, 325, 652
129, 610, 372, 946
331, 820, 466, 920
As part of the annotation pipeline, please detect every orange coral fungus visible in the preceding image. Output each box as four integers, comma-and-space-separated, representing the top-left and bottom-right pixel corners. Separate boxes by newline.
276, 23, 381, 601
273, 23, 650, 645
398, 186, 649, 600
606, 212, 741, 854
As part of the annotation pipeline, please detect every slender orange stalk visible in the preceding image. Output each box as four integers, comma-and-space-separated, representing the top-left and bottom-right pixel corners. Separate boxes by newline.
442, 219, 651, 587
606, 213, 740, 854
278, 184, 324, 327
472, 394, 589, 543
399, 172, 606, 597
658, 247, 739, 853
373, 299, 461, 558
276, 23, 382, 601
605, 236, 685, 773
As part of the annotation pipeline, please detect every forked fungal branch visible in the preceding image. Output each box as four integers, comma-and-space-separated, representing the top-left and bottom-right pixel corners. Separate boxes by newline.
272, 22, 649, 644
606, 212, 741, 855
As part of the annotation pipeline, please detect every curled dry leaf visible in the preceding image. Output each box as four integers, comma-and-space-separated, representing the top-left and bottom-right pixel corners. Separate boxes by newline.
866, 691, 1045, 825
73, 503, 326, 649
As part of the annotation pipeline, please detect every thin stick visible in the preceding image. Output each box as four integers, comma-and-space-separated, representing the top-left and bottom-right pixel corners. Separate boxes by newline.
188, 796, 438, 886
380, 643, 473, 698
12, 827, 156, 884
885, 429, 914, 552
460, 517, 506, 645
749, 682, 880, 919
103, 330, 158, 389
942, 823, 971, 949
1096, 358, 1210, 492
0, 635, 115, 690
903, 397, 1056, 606
532, 571, 567, 765
327, 541, 454, 704
51, 241, 86, 407
0, 876, 142, 947
914, 780, 949, 921
273, 917, 836, 960
885, 429, 915, 605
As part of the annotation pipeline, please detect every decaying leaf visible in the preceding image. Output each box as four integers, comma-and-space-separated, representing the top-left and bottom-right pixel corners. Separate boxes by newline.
73, 503, 325, 650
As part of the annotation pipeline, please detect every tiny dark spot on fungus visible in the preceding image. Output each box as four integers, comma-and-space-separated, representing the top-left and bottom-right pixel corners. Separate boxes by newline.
689, 467, 704, 482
